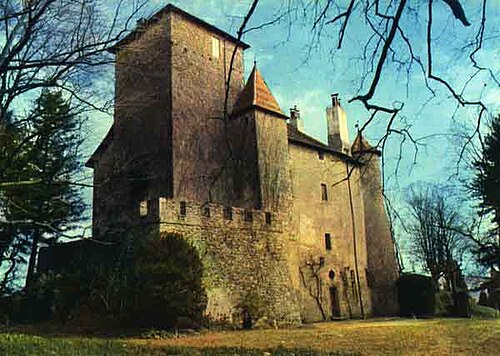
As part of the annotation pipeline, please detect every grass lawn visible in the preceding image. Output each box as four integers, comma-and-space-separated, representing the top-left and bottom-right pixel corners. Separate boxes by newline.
1, 318, 499, 355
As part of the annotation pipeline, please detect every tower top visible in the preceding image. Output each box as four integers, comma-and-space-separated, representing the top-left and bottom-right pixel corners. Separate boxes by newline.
232, 64, 287, 119
109, 4, 250, 54
351, 132, 381, 156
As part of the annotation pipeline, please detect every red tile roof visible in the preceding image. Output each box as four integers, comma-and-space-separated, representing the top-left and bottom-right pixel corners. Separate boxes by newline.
232, 65, 287, 119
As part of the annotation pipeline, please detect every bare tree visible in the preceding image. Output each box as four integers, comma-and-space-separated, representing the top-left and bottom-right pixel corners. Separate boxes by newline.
405, 184, 470, 292
299, 255, 327, 320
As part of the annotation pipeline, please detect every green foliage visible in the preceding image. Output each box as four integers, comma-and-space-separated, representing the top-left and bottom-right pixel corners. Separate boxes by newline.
397, 273, 436, 317
470, 300, 499, 319
0, 89, 85, 290
125, 233, 207, 329
435, 290, 454, 316
3, 232, 207, 330
470, 114, 500, 269
236, 292, 267, 329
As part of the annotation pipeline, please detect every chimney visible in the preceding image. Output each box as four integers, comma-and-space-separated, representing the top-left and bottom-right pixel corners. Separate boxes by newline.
289, 105, 304, 132
326, 93, 350, 153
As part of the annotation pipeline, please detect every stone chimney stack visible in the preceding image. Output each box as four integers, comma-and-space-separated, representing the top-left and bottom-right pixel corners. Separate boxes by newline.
289, 105, 304, 132
326, 93, 350, 154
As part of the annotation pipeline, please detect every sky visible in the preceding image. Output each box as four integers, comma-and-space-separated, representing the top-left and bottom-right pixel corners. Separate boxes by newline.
84, 0, 499, 269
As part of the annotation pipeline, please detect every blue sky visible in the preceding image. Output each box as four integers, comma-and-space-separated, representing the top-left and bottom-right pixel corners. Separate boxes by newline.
84, 0, 499, 268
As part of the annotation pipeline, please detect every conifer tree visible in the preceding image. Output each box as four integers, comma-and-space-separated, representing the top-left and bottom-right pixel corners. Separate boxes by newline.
470, 115, 500, 269
1, 90, 85, 288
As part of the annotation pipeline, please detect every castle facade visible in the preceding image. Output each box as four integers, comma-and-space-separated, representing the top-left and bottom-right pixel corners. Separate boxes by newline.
86, 4, 399, 325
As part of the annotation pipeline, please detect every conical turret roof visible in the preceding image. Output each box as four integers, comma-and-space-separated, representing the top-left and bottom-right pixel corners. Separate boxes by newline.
351, 132, 380, 156
232, 64, 287, 118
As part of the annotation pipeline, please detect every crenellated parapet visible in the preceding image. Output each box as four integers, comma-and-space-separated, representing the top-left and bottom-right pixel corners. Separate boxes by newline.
158, 197, 284, 232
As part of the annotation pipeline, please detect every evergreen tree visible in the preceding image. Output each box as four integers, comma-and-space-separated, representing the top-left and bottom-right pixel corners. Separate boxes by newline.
470, 114, 500, 269
1, 90, 85, 288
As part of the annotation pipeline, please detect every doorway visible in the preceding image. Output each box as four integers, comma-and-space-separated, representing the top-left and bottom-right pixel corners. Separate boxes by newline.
329, 286, 341, 318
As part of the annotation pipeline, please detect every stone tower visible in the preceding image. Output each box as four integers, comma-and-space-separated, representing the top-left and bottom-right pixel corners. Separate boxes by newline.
352, 132, 399, 315
86, 5, 250, 237
231, 65, 292, 211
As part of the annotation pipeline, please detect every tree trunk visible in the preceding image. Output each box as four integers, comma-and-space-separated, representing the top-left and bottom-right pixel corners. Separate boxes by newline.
25, 229, 41, 287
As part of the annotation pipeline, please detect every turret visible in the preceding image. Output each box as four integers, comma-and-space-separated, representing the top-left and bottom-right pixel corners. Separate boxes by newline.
231, 64, 292, 211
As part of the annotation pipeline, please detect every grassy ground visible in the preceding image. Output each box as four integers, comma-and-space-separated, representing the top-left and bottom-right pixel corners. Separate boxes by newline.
1, 318, 499, 355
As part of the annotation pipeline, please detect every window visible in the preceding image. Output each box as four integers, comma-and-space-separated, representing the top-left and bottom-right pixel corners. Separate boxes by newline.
180, 201, 186, 216
223, 206, 233, 220
366, 268, 373, 288
203, 205, 210, 218
318, 151, 324, 160
244, 210, 253, 222
211, 36, 220, 59
350, 270, 358, 300
321, 183, 328, 201
325, 233, 332, 250
139, 200, 148, 217
265, 212, 272, 225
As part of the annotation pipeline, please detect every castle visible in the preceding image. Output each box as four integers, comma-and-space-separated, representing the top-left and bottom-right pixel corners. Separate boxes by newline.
85, 4, 399, 324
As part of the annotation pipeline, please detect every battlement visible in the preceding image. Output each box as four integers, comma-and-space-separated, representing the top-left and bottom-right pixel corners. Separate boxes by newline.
158, 198, 283, 232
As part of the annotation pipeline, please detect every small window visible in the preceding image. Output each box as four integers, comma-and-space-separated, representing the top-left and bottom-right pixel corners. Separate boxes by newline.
265, 212, 272, 225
321, 183, 328, 201
244, 210, 253, 222
203, 205, 210, 218
211, 36, 220, 59
350, 270, 358, 300
180, 201, 186, 216
139, 200, 148, 217
223, 206, 233, 220
325, 233, 332, 250
318, 151, 324, 160
366, 268, 373, 288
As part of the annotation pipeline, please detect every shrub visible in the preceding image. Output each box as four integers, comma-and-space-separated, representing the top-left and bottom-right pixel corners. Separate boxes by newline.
470, 300, 499, 318
124, 233, 207, 329
397, 273, 436, 317
435, 290, 454, 316
236, 292, 266, 329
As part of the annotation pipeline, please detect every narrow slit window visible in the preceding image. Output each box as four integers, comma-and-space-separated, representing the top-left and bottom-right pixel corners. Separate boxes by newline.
223, 206, 233, 220
318, 151, 324, 160
244, 210, 253, 222
180, 201, 186, 216
325, 233, 332, 250
203, 205, 210, 218
265, 212, 272, 225
139, 200, 148, 217
321, 183, 328, 201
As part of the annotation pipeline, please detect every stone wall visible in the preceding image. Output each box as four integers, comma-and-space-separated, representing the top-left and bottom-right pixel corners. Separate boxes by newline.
170, 12, 246, 205
287, 143, 372, 321
158, 198, 301, 326
92, 15, 173, 240
255, 111, 292, 212
359, 153, 400, 315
